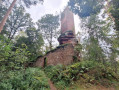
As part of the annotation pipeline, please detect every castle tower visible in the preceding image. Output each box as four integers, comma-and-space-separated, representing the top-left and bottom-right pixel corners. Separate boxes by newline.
58, 6, 77, 45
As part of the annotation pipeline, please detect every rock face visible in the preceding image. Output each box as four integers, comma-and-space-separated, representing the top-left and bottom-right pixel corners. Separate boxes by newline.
34, 44, 75, 67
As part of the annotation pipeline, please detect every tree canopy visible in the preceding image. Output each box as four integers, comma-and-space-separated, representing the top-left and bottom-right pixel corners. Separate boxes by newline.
68, 0, 103, 18
37, 14, 60, 50
0, 0, 119, 89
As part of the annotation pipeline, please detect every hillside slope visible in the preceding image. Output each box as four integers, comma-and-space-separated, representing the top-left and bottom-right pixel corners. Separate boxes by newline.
44, 60, 119, 90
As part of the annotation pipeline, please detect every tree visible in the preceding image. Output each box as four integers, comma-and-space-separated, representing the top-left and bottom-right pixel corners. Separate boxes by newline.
68, 0, 103, 18
37, 14, 60, 50
2, 6, 33, 41
0, 0, 17, 33
81, 15, 109, 62
106, 0, 119, 68
0, 4, 7, 21
110, 0, 119, 31
81, 14, 119, 70
0, 0, 43, 33
15, 27, 44, 61
0, 36, 29, 72
68, 0, 118, 31
84, 37, 105, 62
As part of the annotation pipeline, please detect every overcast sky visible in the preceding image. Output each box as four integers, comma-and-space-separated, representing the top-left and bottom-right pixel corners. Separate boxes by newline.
26, 0, 81, 34
26, 0, 82, 46
25, 1, 116, 58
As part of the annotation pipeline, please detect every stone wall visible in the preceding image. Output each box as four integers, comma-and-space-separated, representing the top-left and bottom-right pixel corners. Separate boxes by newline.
34, 44, 75, 67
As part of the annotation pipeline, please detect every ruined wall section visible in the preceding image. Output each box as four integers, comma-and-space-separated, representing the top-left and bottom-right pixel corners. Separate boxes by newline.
34, 44, 75, 67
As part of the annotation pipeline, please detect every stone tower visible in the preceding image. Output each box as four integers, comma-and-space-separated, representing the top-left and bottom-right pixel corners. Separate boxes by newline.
58, 6, 77, 45
33, 7, 79, 68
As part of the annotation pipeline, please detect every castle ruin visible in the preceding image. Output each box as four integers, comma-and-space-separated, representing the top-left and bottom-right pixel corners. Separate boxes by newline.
34, 7, 78, 67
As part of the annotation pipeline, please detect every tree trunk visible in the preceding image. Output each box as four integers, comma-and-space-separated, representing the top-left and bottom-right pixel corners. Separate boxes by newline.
0, 0, 17, 33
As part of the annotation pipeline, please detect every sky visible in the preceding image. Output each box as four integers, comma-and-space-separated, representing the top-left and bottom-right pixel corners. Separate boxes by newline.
26, 0, 82, 47
24, 1, 119, 59
26, 0, 81, 34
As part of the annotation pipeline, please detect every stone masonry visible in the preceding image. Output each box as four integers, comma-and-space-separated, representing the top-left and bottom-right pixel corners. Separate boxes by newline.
61, 6, 75, 34
34, 44, 75, 67
58, 6, 77, 45
34, 6, 79, 67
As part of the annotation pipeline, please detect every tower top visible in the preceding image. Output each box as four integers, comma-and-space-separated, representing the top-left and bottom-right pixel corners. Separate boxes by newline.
61, 6, 75, 34
58, 6, 77, 45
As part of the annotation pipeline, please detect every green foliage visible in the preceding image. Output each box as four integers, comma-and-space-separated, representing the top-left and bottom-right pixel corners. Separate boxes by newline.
73, 56, 78, 62
74, 43, 82, 62
1, 5, 33, 39
37, 14, 60, 50
74, 44, 82, 53
0, 68, 50, 90
68, 0, 103, 18
15, 27, 44, 61
81, 15, 114, 63
44, 65, 64, 80
110, 0, 119, 31
85, 37, 105, 62
0, 4, 6, 21
44, 61, 119, 89
22, 0, 44, 8
1, 0, 44, 8
0, 39, 29, 72
44, 65, 70, 89
0, 34, 47, 90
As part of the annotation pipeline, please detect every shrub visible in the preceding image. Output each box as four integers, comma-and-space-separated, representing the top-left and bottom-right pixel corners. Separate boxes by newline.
0, 68, 50, 90
44, 60, 119, 89
0, 42, 30, 72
